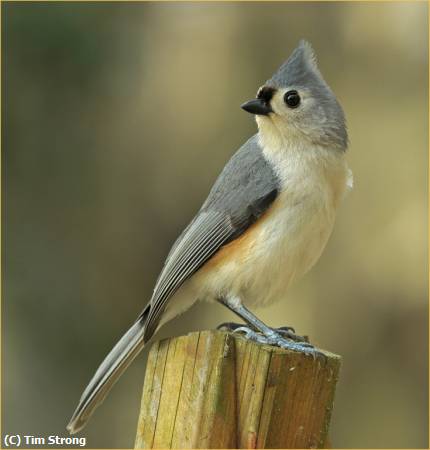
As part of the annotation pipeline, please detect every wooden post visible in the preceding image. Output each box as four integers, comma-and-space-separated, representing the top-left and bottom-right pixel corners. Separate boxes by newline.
135, 330, 341, 449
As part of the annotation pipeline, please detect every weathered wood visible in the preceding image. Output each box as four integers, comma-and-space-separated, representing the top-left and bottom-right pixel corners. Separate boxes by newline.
135, 330, 341, 449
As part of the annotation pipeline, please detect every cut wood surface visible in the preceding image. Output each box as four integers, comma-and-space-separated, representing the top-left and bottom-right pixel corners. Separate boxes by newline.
135, 330, 341, 449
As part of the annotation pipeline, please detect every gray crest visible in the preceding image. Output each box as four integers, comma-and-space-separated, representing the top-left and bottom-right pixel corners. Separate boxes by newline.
267, 40, 327, 91
266, 40, 348, 150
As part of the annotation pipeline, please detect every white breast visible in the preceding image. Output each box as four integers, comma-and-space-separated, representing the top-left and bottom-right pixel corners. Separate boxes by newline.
250, 144, 349, 307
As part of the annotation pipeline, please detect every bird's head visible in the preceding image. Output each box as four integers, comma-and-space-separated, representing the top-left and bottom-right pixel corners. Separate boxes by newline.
241, 40, 348, 151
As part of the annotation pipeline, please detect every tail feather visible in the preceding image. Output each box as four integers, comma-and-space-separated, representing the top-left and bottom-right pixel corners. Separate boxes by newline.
67, 310, 149, 434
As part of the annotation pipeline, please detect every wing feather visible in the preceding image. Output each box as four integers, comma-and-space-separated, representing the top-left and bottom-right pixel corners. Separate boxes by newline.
143, 211, 235, 339
153, 213, 222, 297
142, 135, 280, 341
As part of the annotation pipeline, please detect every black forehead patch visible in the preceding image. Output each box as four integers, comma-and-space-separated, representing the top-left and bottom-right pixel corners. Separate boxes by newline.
257, 86, 276, 102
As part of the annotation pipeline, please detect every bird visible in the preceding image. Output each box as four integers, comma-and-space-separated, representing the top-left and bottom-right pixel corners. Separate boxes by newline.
67, 39, 352, 434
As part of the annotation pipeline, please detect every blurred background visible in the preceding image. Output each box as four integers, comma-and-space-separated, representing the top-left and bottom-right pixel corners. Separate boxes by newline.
2, 2, 428, 448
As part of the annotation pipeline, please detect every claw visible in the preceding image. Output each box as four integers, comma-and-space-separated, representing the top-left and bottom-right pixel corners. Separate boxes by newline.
234, 327, 267, 343
277, 325, 296, 333
225, 325, 270, 345
217, 322, 262, 335
217, 322, 244, 332
276, 328, 308, 343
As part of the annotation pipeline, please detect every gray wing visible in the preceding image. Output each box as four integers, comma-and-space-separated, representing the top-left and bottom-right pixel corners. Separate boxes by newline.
143, 135, 280, 341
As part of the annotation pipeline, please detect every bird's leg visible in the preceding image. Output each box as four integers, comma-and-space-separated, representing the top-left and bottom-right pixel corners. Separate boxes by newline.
217, 295, 318, 356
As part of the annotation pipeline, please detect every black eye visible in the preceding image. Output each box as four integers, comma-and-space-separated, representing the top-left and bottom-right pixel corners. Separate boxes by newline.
284, 90, 300, 108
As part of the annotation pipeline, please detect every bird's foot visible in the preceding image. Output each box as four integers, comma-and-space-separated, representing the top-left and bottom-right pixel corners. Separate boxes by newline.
222, 324, 324, 361
217, 322, 308, 343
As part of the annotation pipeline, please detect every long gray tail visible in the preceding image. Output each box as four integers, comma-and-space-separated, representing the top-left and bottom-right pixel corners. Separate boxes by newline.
67, 309, 149, 434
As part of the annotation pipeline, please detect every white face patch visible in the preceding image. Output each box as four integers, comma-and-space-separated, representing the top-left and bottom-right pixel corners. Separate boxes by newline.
256, 86, 323, 151
255, 87, 306, 150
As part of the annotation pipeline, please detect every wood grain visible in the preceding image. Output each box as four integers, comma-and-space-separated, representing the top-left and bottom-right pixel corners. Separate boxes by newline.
135, 330, 341, 449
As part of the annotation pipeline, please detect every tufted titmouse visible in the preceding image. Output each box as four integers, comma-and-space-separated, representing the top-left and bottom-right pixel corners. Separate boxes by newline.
67, 40, 352, 434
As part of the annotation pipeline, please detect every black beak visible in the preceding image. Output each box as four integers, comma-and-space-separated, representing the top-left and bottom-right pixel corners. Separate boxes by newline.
241, 98, 273, 116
